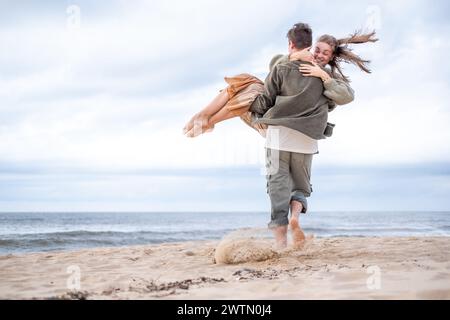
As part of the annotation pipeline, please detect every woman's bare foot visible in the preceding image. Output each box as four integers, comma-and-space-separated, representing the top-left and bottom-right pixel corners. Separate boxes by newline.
183, 113, 201, 134
183, 90, 232, 137
185, 115, 214, 138
182, 116, 195, 134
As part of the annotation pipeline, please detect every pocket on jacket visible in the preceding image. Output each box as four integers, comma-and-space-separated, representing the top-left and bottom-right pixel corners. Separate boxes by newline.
324, 122, 335, 137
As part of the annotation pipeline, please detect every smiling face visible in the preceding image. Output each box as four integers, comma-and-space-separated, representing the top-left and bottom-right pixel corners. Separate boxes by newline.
313, 41, 334, 67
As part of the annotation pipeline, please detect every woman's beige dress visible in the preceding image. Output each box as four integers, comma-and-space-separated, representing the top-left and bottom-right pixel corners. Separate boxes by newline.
221, 73, 268, 135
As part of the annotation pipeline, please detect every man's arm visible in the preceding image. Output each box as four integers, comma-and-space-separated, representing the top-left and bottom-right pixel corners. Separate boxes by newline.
249, 65, 282, 116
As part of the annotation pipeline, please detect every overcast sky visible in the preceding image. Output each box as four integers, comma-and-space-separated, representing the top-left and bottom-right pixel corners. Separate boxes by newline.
0, 0, 449, 211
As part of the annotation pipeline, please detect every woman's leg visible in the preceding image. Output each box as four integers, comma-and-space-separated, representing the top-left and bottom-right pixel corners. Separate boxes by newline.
185, 105, 238, 138
208, 106, 240, 127
183, 90, 230, 134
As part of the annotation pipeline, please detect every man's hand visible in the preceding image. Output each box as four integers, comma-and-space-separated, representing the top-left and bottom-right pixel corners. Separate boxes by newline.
289, 47, 313, 63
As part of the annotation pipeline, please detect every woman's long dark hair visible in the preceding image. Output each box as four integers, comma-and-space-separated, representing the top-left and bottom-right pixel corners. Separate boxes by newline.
318, 30, 378, 82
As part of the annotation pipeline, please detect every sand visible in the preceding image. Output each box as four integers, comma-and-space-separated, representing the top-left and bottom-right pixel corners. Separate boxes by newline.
1, 236, 450, 300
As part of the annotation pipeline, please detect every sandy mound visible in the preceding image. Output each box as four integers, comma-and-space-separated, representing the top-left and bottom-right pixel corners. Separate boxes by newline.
214, 229, 279, 264
214, 238, 278, 264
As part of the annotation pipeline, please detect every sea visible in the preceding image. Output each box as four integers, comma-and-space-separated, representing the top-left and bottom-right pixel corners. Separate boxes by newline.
1, 211, 449, 254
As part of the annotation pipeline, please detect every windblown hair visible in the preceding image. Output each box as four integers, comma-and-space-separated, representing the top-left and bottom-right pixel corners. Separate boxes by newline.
317, 30, 378, 82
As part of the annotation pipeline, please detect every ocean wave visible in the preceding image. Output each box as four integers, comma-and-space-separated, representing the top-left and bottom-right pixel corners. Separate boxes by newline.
0, 228, 235, 238
1, 211, 449, 254
0, 229, 234, 254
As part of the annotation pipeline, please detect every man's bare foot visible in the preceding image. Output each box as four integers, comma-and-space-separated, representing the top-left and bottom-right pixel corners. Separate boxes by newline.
289, 217, 306, 249
289, 200, 306, 249
272, 225, 288, 250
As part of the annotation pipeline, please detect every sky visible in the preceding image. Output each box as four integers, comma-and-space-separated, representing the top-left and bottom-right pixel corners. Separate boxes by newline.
0, 0, 449, 212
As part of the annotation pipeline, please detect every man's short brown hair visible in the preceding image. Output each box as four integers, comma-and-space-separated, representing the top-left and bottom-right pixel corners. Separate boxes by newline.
286, 23, 312, 50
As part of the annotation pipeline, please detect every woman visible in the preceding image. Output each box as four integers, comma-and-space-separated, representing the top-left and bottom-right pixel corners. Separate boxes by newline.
182, 30, 378, 138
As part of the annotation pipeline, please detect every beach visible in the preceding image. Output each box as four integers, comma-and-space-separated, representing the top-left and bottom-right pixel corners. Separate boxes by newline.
1, 236, 449, 300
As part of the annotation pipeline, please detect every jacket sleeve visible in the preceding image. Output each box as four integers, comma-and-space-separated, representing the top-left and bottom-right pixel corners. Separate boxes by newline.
249, 65, 282, 116
323, 78, 355, 107
269, 54, 289, 71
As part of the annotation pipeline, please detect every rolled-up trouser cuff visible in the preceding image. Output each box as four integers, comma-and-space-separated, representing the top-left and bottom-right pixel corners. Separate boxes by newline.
268, 216, 289, 229
290, 192, 308, 213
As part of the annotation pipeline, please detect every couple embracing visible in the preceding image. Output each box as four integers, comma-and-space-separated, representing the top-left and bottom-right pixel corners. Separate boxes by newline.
183, 23, 377, 249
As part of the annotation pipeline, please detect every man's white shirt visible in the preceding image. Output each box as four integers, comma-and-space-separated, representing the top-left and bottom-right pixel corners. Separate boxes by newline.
265, 125, 318, 154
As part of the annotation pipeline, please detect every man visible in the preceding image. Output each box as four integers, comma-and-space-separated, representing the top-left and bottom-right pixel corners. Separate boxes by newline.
250, 23, 330, 249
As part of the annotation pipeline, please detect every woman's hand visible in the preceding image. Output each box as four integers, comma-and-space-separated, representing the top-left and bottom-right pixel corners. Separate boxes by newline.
299, 61, 331, 82
289, 47, 313, 63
